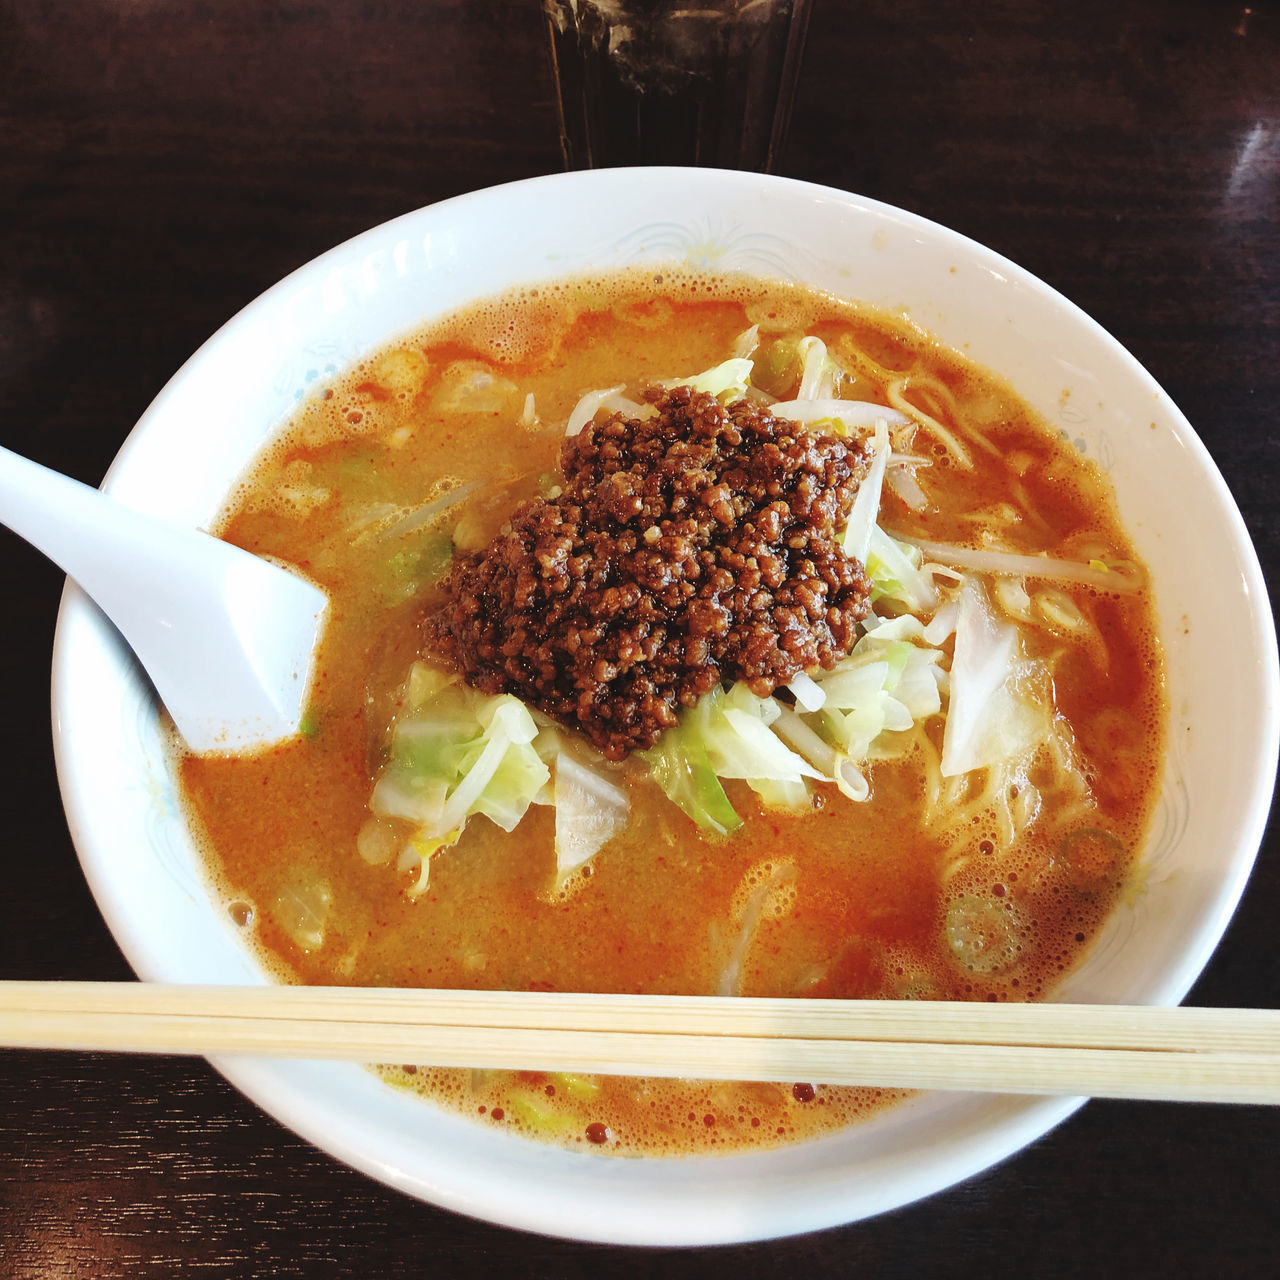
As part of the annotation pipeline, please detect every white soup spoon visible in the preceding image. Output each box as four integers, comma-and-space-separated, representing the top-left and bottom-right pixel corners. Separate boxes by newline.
1, 443, 328, 754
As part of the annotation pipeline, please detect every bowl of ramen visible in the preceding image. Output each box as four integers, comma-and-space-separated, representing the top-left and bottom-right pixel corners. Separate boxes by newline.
52, 169, 1277, 1244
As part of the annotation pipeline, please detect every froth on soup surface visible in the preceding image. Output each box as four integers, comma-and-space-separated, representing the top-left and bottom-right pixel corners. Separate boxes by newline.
180, 268, 1165, 1155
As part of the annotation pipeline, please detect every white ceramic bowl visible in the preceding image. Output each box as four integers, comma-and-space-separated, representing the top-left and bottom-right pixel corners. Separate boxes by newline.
52, 169, 1278, 1245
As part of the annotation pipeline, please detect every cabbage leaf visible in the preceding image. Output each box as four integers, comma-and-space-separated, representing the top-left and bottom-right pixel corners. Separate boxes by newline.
371, 666, 550, 852
552, 752, 630, 886
663, 357, 754, 401
939, 578, 1048, 776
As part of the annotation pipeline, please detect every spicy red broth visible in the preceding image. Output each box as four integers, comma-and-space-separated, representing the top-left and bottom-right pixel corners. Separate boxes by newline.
179, 269, 1165, 1155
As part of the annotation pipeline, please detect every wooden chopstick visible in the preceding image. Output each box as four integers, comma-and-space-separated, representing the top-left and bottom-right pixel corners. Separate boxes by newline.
1, 982, 1277, 1104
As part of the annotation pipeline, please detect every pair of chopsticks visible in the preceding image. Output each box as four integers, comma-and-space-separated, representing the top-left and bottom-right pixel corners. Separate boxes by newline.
1, 982, 1277, 1104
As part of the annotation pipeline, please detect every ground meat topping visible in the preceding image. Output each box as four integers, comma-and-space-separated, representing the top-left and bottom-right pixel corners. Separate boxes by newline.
424, 386, 874, 759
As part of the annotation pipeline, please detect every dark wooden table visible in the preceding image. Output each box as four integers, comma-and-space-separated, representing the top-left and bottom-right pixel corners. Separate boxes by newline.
2, 1, 1277, 1274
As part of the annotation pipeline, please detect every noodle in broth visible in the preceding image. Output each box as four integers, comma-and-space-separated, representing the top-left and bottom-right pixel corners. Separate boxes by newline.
179, 268, 1165, 1155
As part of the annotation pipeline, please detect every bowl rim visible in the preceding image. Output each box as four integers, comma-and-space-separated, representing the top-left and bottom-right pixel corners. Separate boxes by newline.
50, 167, 1280, 1245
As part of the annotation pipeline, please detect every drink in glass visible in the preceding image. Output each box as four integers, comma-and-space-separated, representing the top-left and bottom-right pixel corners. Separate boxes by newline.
543, 0, 814, 171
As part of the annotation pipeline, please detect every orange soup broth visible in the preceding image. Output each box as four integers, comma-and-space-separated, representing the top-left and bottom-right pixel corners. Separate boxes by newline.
180, 269, 1165, 1155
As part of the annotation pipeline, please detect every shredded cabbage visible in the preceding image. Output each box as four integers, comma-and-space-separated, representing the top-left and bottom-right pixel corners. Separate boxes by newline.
662, 357, 754, 401
730, 324, 760, 359
865, 524, 939, 613
940, 578, 1048, 777
842, 418, 890, 563
639, 695, 742, 835
552, 753, 630, 887
639, 684, 826, 831
371, 667, 550, 876
707, 684, 823, 808
807, 617, 946, 763
640, 634, 948, 831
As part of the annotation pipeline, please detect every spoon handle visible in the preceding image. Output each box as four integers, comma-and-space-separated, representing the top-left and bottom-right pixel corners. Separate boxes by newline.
0, 443, 181, 608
